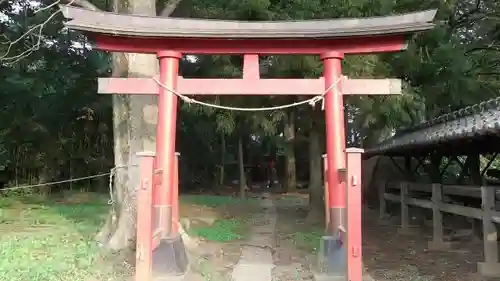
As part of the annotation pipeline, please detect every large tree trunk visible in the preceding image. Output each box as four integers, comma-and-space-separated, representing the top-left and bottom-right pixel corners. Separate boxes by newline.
307, 119, 324, 221
283, 108, 297, 192
95, 0, 181, 252
94, 0, 130, 248
219, 133, 226, 186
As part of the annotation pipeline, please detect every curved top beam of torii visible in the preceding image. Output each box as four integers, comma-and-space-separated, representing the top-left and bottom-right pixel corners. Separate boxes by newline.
61, 6, 436, 39
59, 6, 437, 54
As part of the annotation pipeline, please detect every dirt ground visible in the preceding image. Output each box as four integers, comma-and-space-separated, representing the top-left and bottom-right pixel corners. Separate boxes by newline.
362, 207, 493, 281
182, 191, 498, 281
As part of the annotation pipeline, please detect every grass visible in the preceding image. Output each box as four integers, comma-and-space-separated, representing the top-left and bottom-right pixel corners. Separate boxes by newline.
189, 218, 243, 242
0, 193, 254, 281
181, 195, 254, 242
0, 194, 121, 281
181, 194, 256, 207
291, 230, 323, 253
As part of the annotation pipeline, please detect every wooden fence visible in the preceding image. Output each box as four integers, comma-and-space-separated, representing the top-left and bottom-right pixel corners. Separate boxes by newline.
378, 181, 500, 277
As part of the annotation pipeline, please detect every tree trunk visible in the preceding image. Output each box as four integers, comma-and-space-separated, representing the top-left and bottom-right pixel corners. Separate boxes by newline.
307, 119, 324, 221
219, 133, 226, 186
283, 108, 297, 192
237, 136, 247, 199
96, 0, 181, 252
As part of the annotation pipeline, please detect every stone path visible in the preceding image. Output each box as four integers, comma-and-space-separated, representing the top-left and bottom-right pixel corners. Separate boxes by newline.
230, 193, 277, 281
272, 196, 314, 281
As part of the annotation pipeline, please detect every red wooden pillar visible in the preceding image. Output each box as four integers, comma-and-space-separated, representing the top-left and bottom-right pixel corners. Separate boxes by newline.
155, 51, 181, 237
171, 152, 180, 235
136, 151, 155, 281
321, 51, 347, 235
346, 148, 364, 281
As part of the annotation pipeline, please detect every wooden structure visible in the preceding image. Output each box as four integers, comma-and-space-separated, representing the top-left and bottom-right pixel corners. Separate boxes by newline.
60, 5, 436, 281
367, 97, 500, 278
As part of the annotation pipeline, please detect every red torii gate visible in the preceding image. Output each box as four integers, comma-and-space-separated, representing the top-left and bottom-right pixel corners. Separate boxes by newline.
61, 6, 436, 281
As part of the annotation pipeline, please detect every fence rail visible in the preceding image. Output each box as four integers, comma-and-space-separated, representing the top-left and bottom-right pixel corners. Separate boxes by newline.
378, 181, 500, 278
386, 182, 500, 199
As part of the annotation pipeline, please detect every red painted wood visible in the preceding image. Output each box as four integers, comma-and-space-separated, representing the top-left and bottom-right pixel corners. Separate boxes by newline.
322, 52, 346, 211
346, 148, 364, 281
92, 34, 407, 54
156, 51, 181, 237
90, 16, 406, 280
243, 54, 260, 79
136, 152, 155, 281
98, 77, 400, 96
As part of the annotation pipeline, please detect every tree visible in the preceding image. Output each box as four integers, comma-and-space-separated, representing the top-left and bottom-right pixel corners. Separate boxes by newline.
87, 0, 187, 251
2, 0, 500, 255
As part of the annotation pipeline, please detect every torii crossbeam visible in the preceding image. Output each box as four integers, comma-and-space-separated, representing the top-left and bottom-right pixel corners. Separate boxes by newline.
60, 5, 436, 281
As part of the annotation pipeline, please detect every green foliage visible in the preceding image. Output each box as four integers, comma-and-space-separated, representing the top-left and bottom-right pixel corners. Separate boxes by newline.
0, 195, 124, 281
0, 2, 113, 189
0, 0, 499, 189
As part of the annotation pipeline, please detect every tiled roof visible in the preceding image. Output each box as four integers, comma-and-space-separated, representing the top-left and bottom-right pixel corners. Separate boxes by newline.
367, 96, 500, 154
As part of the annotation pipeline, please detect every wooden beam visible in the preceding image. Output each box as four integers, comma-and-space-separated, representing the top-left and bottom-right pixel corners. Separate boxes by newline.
98, 77, 401, 96
92, 34, 408, 55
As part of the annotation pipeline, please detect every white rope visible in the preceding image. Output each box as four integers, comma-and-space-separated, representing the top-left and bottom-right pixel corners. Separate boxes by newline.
1, 165, 133, 209
0, 173, 111, 191
152, 77, 342, 111
107, 164, 138, 205
0, 165, 131, 198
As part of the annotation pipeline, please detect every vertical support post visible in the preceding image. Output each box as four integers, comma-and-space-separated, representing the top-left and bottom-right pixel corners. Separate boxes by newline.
156, 51, 181, 237
427, 183, 450, 250
321, 51, 346, 235
469, 153, 483, 240
323, 154, 330, 230
404, 156, 413, 181
135, 152, 155, 281
477, 185, 500, 277
316, 51, 347, 279
171, 152, 180, 235
243, 54, 260, 80
378, 181, 387, 221
397, 182, 412, 235
346, 148, 364, 281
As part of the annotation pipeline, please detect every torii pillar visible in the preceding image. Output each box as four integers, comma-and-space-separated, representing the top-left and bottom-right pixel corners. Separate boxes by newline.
60, 5, 436, 281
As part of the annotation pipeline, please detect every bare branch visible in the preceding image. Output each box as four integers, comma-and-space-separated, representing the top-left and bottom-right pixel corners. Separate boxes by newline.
158, 0, 183, 17
0, 0, 64, 64
60, 0, 101, 11
0, 0, 102, 64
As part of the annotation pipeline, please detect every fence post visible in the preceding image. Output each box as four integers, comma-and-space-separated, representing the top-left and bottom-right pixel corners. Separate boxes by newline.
323, 154, 330, 231
397, 182, 413, 235
345, 148, 364, 281
427, 183, 450, 250
135, 151, 155, 281
477, 185, 500, 277
171, 152, 180, 236
378, 181, 387, 221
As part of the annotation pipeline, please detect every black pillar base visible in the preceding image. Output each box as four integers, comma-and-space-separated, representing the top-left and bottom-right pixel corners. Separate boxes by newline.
152, 234, 189, 278
317, 235, 346, 277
